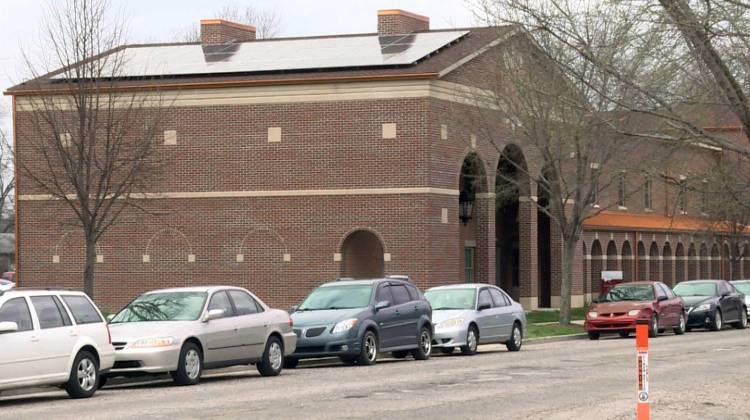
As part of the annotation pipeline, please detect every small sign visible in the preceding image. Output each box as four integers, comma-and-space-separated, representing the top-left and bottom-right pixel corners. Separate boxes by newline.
601, 271, 623, 281
637, 350, 649, 403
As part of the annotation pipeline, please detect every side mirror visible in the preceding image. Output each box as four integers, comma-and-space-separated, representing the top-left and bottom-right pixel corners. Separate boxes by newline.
0, 321, 18, 333
106, 314, 115, 322
203, 309, 225, 322
478, 303, 491, 311
657, 295, 668, 302
374, 301, 390, 311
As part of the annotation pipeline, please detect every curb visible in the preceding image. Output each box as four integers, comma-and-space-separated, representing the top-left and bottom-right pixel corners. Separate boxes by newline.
526, 333, 587, 344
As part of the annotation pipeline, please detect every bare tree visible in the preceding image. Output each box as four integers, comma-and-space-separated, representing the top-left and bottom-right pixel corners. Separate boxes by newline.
172, 4, 282, 42
0, 106, 15, 234
18, 0, 165, 297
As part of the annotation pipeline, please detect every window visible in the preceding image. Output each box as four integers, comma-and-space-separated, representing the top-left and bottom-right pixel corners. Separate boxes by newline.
208, 291, 234, 318
228, 291, 261, 316
489, 288, 509, 307
0, 298, 34, 332
390, 284, 411, 305
644, 177, 653, 210
617, 172, 626, 207
405, 284, 420, 301
701, 180, 708, 214
464, 247, 475, 283
31, 296, 68, 329
61, 295, 103, 324
53, 296, 72, 326
478, 289, 493, 309
591, 177, 599, 206
654, 285, 666, 300
678, 181, 688, 212
375, 285, 392, 304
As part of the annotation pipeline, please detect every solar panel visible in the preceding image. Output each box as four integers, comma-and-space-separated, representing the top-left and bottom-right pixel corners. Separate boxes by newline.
52, 31, 468, 79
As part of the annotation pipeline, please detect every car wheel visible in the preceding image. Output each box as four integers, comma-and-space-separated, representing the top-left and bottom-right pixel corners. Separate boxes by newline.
284, 357, 299, 369
391, 350, 409, 359
97, 375, 108, 389
340, 355, 358, 365
648, 315, 659, 338
618, 331, 630, 338
355, 330, 378, 366
171, 342, 202, 386
710, 310, 722, 331
439, 347, 456, 355
587, 331, 600, 340
733, 308, 747, 330
506, 323, 523, 352
674, 312, 686, 335
412, 326, 432, 360
65, 350, 99, 399
257, 336, 284, 377
461, 326, 479, 355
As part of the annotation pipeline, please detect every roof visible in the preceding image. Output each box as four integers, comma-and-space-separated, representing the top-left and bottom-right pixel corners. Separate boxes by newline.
5, 26, 516, 95
582, 211, 750, 233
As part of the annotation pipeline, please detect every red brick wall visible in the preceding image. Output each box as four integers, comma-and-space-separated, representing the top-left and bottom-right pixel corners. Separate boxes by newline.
201, 21, 256, 44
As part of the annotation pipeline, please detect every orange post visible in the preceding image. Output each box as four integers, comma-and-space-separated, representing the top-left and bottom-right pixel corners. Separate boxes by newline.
635, 319, 650, 420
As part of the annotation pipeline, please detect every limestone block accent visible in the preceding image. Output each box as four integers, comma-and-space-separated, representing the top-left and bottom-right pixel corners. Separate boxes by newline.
164, 130, 177, 145
333, 253, 342, 262
519, 296, 538, 310
441, 208, 448, 224
188, 254, 196, 263
236, 254, 244, 263
268, 127, 282, 143
52, 255, 60, 264
382, 123, 397, 139
96, 255, 104, 263
470, 134, 477, 149
283, 253, 291, 262
59, 133, 72, 148
142, 254, 150, 263
440, 124, 448, 140
384, 253, 392, 262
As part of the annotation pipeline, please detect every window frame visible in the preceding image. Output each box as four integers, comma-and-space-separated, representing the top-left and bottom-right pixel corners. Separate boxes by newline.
477, 288, 493, 309
375, 284, 393, 304
389, 283, 412, 305
617, 172, 626, 207
464, 247, 475, 283
644, 177, 653, 210
208, 290, 236, 318
227, 290, 263, 316
30, 295, 70, 330
0, 297, 35, 333
61, 295, 104, 325
489, 288, 509, 307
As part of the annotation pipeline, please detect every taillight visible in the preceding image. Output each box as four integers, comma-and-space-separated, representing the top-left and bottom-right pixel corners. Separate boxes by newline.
106, 325, 112, 344
288, 316, 293, 327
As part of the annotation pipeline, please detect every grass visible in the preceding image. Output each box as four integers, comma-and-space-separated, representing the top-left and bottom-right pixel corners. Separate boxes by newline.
525, 307, 588, 324
527, 323, 585, 339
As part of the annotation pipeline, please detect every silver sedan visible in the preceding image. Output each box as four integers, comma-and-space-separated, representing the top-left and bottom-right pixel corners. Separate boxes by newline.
425, 284, 527, 355
107, 286, 296, 385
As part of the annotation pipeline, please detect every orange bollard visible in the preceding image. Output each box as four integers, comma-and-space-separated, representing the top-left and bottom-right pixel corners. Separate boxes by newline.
635, 319, 650, 420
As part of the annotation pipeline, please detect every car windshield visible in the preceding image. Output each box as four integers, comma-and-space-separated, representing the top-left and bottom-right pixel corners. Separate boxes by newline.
602, 284, 654, 302
110, 292, 208, 323
731, 282, 750, 295
673, 282, 718, 297
424, 289, 476, 310
297, 284, 373, 311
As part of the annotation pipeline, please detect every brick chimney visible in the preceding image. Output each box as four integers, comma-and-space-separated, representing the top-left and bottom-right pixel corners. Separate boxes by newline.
200, 19, 256, 45
377, 9, 430, 36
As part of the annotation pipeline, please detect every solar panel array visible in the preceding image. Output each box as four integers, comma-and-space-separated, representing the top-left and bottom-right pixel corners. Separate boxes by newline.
52, 31, 468, 79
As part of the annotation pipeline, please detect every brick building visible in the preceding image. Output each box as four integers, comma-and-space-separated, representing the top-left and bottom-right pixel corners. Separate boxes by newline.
7, 9, 748, 311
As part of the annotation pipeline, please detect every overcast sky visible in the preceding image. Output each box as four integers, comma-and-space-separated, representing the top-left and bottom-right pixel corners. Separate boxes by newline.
0, 0, 478, 135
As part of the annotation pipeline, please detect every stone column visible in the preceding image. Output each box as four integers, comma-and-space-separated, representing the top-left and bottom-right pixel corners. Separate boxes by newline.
517, 197, 538, 310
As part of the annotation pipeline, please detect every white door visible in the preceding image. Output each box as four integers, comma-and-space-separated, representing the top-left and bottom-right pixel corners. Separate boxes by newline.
227, 290, 267, 359
29, 296, 78, 380
202, 291, 243, 363
0, 297, 44, 388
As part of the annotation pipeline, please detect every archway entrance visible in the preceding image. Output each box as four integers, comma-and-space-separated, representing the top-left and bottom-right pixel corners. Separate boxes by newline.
341, 230, 384, 279
459, 153, 487, 283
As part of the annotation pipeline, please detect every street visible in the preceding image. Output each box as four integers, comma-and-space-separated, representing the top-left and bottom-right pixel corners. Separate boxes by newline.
1, 329, 748, 419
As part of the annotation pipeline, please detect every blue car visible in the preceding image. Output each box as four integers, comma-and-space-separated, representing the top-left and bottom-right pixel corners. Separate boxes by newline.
286, 277, 433, 367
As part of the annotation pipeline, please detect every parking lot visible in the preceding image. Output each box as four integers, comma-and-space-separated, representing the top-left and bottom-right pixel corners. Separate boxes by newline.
2, 328, 748, 420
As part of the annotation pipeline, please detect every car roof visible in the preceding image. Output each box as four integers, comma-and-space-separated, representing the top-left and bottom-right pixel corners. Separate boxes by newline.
675, 279, 722, 284
426, 283, 491, 291
730, 279, 750, 283
615, 281, 658, 286
143, 286, 246, 294
0, 288, 88, 298
320, 279, 379, 287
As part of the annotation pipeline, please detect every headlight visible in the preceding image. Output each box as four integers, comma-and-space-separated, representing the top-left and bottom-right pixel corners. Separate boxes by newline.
695, 304, 711, 312
438, 318, 465, 328
587, 311, 598, 319
628, 309, 642, 316
332, 318, 358, 334
130, 337, 175, 348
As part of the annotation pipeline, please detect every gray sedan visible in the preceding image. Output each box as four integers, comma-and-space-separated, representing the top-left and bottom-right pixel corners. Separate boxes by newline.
107, 286, 296, 385
425, 284, 527, 355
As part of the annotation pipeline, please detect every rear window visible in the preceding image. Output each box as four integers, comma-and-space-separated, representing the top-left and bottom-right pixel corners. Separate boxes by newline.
390, 284, 411, 305
62, 295, 103, 324
31, 296, 70, 329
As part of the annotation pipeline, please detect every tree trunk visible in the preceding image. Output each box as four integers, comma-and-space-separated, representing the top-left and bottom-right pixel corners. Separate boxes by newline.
83, 236, 97, 298
559, 237, 577, 326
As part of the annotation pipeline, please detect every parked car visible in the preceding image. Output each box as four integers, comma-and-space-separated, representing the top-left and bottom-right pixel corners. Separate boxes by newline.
425, 284, 526, 355
0, 278, 14, 292
729, 280, 750, 319
107, 286, 296, 386
287, 277, 433, 367
585, 281, 685, 339
1, 272, 15, 282
0, 288, 115, 398
673, 280, 747, 331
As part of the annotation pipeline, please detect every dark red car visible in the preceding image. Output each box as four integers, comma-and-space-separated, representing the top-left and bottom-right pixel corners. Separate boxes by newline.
585, 281, 686, 339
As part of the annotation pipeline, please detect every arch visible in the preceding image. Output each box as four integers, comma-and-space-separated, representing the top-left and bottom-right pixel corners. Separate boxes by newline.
52, 231, 103, 263
675, 243, 685, 284
341, 230, 385, 279
459, 152, 489, 285
621, 241, 633, 281
699, 243, 709, 278
238, 226, 289, 256
662, 243, 673, 286
605, 241, 618, 271
145, 227, 193, 256
495, 145, 528, 301
649, 242, 660, 282
637, 242, 647, 281
710, 243, 721, 278
687, 243, 698, 280
590, 240, 603, 296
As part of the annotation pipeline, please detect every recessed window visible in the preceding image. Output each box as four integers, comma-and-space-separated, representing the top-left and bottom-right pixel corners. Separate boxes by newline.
617, 172, 626, 207
644, 177, 653, 210
678, 181, 688, 213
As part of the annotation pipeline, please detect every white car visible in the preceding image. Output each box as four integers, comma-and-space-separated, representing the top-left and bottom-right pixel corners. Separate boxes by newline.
0, 279, 14, 292
0, 288, 115, 398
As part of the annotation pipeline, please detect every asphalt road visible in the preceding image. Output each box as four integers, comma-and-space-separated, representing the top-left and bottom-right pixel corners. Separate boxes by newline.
2, 328, 749, 420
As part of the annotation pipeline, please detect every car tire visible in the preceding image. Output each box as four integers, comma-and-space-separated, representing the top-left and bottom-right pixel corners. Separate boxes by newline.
618, 331, 630, 338
171, 342, 202, 386
461, 326, 479, 355
391, 350, 409, 359
506, 323, 523, 352
685, 327, 692, 332
64, 350, 99, 399
340, 355, 358, 365
97, 375, 108, 389
439, 347, 456, 355
257, 336, 284, 377
648, 315, 659, 338
709, 310, 722, 331
284, 357, 299, 369
587, 331, 600, 340
732, 308, 747, 330
674, 312, 686, 335
355, 330, 378, 366
412, 326, 432, 360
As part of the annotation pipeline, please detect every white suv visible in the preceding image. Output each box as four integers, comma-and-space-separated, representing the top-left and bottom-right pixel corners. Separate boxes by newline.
0, 288, 115, 398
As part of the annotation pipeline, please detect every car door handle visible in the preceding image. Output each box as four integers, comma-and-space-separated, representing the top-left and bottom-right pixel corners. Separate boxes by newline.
30, 336, 39, 342
68, 330, 78, 337
395, 310, 401, 315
